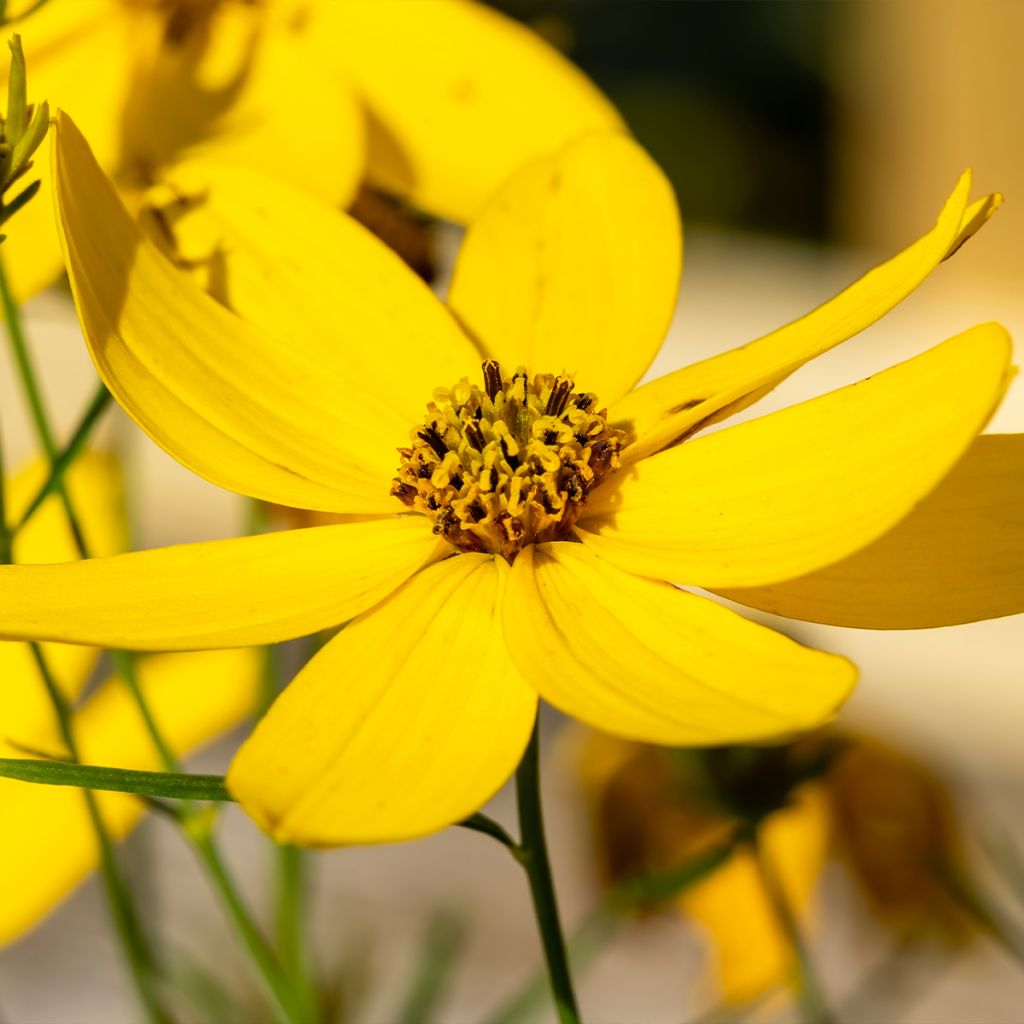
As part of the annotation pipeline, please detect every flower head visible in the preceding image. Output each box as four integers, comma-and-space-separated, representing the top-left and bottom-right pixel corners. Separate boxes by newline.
2, 0, 621, 298
0, 111, 1015, 847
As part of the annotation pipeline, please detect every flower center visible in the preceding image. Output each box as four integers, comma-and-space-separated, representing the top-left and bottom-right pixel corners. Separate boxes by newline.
392, 361, 626, 561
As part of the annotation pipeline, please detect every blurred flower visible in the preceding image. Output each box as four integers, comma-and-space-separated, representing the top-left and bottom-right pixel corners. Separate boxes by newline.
1, 0, 621, 298
0, 112, 1015, 848
0, 451, 260, 945
579, 735, 830, 1004
578, 730, 974, 1005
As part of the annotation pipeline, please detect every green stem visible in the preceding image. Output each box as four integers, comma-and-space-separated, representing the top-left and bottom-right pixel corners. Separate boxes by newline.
29, 644, 171, 1024
274, 842, 319, 1021
752, 830, 832, 1024
191, 831, 307, 1024
15, 382, 112, 533
515, 719, 580, 1024
0, 249, 88, 555
941, 860, 1024, 966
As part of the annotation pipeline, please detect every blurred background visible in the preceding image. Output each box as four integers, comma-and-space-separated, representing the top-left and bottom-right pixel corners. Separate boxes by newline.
1, 2, 1022, 1022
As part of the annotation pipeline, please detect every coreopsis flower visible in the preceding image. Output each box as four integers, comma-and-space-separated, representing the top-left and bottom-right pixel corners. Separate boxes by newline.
577, 735, 830, 1005
0, 112, 1016, 847
0, 451, 260, 944
2, 0, 620, 298
577, 731, 976, 1005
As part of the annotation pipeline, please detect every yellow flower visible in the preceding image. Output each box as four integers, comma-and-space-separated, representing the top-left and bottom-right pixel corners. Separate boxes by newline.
2, 0, 621, 299
577, 731, 976, 1005
0, 451, 260, 945
577, 734, 829, 1006
0, 111, 1016, 848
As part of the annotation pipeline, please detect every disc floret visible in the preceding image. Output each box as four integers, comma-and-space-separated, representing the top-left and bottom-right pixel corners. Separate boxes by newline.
393, 360, 626, 561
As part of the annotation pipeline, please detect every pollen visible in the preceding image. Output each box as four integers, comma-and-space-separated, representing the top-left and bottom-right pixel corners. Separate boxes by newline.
392, 361, 626, 561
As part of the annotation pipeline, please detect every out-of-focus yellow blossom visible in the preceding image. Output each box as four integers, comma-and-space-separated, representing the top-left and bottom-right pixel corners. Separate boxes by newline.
0, 112, 1017, 848
578, 736, 829, 1005
1, 0, 621, 299
578, 732, 976, 1005
0, 452, 260, 945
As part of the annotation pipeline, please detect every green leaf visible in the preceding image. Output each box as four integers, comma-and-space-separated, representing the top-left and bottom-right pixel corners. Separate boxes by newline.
0, 175, 38, 222
5, 34, 27, 140
0, 756, 234, 801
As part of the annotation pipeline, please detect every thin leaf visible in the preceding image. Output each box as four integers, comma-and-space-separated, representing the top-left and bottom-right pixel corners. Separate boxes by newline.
0, 756, 233, 801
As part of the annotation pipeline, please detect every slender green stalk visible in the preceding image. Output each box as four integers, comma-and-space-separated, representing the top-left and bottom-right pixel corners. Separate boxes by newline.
489, 837, 739, 1024
752, 831, 832, 1024
15, 382, 112, 532
515, 719, 580, 1024
941, 860, 1024, 966
0, 250, 88, 554
395, 911, 466, 1024
191, 832, 307, 1024
274, 842, 319, 1021
29, 644, 171, 1024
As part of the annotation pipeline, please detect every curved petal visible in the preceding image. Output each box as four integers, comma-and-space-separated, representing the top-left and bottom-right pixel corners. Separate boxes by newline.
120, 0, 364, 209
4, 1, 130, 300
53, 111, 403, 514
448, 132, 681, 406
579, 324, 1014, 588
305, 0, 623, 223
613, 173, 1002, 465
503, 544, 856, 747
718, 434, 1024, 628
0, 517, 445, 650
139, 158, 479, 424
0, 647, 261, 947
1, 451, 125, 738
229, 553, 537, 846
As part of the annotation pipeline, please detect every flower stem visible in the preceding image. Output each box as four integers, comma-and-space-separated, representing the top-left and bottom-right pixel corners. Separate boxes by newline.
0, 251, 88, 554
191, 831, 308, 1024
514, 718, 580, 1024
752, 829, 833, 1024
15, 381, 112, 533
30, 642, 171, 1024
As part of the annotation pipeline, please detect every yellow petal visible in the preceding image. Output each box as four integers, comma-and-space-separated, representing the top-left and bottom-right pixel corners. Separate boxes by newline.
1, 451, 125, 739
306, 0, 623, 223
718, 434, 1024, 628
53, 111, 402, 515
448, 132, 681, 406
3, 2, 130, 300
229, 553, 537, 845
503, 544, 856, 746
121, 0, 364, 209
139, 158, 479, 424
0, 517, 444, 650
0, 647, 261, 947
682, 786, 829, 1004
580, 323, 1013, 588
614, 174, 1002, 465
